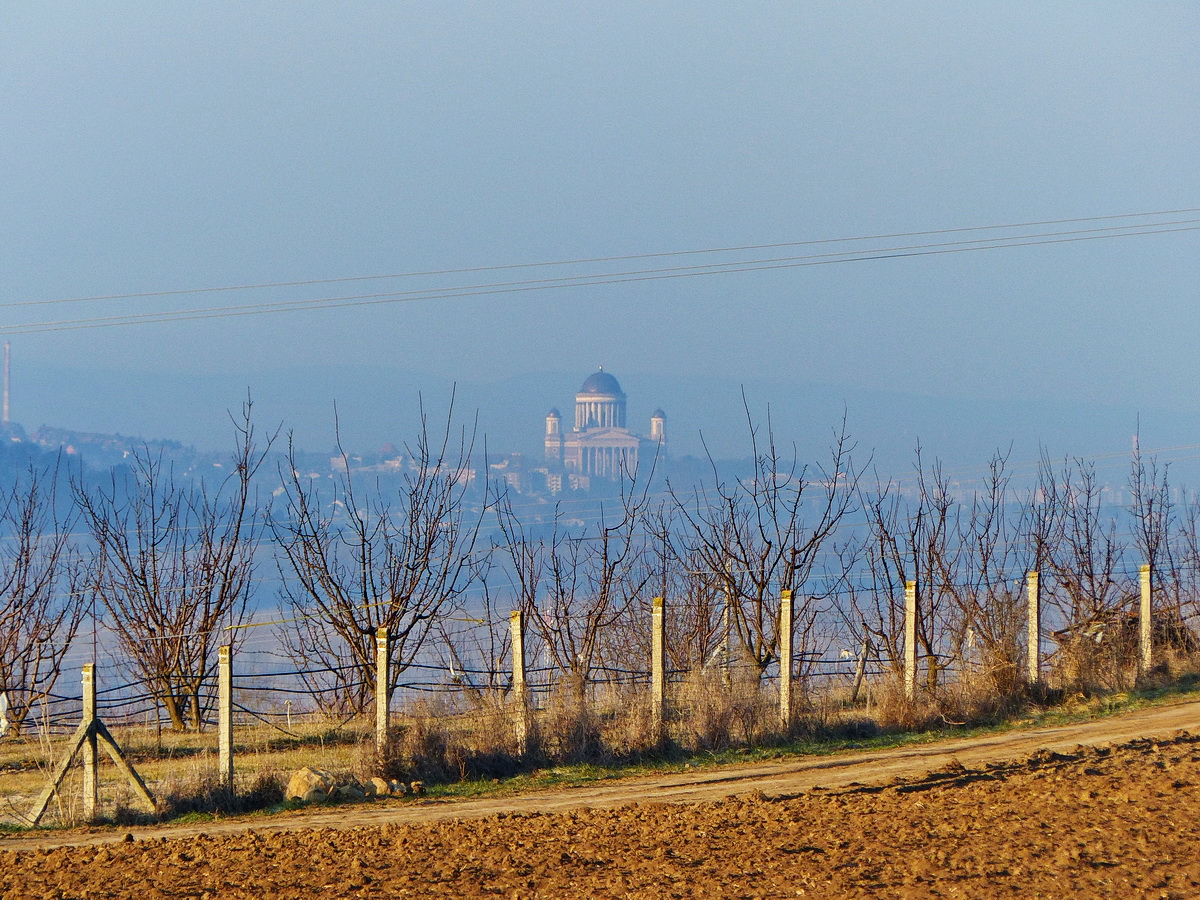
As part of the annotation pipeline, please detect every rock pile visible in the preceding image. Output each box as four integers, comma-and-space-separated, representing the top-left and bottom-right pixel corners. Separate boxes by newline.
284, 768, 414, 804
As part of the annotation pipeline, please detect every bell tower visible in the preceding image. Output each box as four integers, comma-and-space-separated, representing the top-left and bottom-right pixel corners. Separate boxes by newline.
544, 408, 563, 461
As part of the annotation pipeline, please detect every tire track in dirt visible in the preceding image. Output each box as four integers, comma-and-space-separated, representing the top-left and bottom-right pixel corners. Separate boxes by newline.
6, 697, 1200, 851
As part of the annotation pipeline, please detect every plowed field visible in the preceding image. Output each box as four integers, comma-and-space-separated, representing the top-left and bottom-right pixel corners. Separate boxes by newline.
5, 702, 1200, 898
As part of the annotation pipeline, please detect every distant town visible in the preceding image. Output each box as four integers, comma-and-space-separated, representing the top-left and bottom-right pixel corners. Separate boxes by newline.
0, 368, 700, 504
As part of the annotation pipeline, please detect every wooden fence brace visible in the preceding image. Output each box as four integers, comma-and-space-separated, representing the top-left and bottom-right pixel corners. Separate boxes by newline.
510, 610, 529, 754
1026, 571, 1041, 686
29, 665, 155, 825
650, 597, 666, 738
375, 627, 390, 758
779, 589, 793, 729
218, 645, 233, 792
1140, 564, 1153, 675
904, 580, 918, 701
82, 663, 97, 820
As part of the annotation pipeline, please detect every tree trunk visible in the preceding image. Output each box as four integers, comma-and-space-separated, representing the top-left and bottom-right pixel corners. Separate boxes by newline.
161, 689, 186, 732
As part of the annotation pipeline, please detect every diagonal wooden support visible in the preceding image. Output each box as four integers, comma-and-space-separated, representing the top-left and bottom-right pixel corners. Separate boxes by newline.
29, 719, 157, 825
28, 720, 91, 825
94, 720, 156, 813
28, 665, 156, 825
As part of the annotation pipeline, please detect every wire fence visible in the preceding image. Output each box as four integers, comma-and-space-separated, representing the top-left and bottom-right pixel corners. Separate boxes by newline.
0, 620, 918, 748
1, 564, 1187, 830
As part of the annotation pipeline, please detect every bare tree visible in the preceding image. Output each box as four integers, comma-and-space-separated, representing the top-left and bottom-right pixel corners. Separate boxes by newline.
671, 403, 859, 681
644, 504, 724, 673
271, 401, 488, 715
494, 465, 657, 702
75, 403, 269, 731
1034, 454, 1130, 688
1170, 491, 1200, 627
943, 452, 1035, 693
1125, 448, 1200, 657
0, 463, 87, 734
852, 449, 961, 693
430, 574, 511, 695
1128, 448, 1180, 609
1038, 455, 1128, 625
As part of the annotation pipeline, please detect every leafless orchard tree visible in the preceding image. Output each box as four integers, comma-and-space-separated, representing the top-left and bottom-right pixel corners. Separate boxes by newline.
271, 401, 488, 715
643, 504, 725, 674
0, 463, 87, 735
943, 452, 1037, 693
1125, 449, 1200, 655
1169, 492, 1200, 627
430, 575, 511, 696
494, 460, 658, 703
1126, 448, 1196, 617
1036, 456, 1129, 625
1032, 454, 1132, 688
671, 404, 859, 682
852, 450, 962, 693
1129, 450, 1174, 585
75, 404, 269, 731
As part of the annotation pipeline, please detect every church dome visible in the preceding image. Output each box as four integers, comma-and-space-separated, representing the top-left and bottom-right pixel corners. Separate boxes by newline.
579, 369, 623, 396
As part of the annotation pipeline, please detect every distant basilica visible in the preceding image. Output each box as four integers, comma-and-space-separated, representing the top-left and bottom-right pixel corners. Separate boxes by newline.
543, 369, 665, 489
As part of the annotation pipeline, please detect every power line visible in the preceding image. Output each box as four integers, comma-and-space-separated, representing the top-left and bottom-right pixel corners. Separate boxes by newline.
2, 213, 1197, 336
6, 205, 1196, 311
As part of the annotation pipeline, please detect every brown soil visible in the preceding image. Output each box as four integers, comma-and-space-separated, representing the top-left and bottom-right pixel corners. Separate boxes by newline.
4, 699, 1200, 898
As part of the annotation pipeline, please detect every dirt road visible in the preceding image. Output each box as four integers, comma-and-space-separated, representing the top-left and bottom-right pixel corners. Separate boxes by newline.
6, 696, 1200, 851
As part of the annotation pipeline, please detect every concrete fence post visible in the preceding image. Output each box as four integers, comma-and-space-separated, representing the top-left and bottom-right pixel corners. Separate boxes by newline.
904, 580, 918, 701
218, 645, 233, 792
779, 589, 793, 730
1026, 571, 1041, 686
721, 561, 733, 687
850, 631, 870, 704
29, 664, 155, 826
510, 610, 529, 754
82, 664, 97, 820
375, 626, 390, 758
1140, 564, 1153, 675
650, 597, 665, 739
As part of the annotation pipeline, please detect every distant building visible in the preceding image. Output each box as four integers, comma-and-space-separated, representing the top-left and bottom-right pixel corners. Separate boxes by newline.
542, 369, 665, 486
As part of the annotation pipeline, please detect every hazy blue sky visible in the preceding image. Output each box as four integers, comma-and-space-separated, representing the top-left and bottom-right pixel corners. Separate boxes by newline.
2, 4, 1198, 466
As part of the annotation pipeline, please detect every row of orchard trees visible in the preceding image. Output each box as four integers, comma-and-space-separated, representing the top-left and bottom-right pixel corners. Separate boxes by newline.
0, 398, 493, 735
3, 397, 1200, 734
847, 446, 1200, 696
0, 404, 270, 735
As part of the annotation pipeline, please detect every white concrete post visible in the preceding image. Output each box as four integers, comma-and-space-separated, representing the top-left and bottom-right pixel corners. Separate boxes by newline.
375, 627, 390, 758
721, 561, 733, 687
779, 589, 793, 729
510, 610, 529, 753
218, 645, 233, 791
82, 664, 97, 820
1140, 564, 1153, 675
904, 580, 918, 701
850, 631, 870, 703
651, 597, 665, 738
1026, 571, 1040, 686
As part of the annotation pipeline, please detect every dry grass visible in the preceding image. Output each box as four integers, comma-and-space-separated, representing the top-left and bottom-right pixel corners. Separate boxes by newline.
672, 667, 777, 751
0, 714, 371, 826
9, 648, 1200, 826
378, 695, 521, 784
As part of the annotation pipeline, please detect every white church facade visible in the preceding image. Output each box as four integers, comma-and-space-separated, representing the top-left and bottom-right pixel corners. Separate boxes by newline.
543, 369, 665, 485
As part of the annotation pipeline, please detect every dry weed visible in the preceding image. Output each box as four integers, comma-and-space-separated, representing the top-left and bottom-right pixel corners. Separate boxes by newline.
380, 693, 525, 783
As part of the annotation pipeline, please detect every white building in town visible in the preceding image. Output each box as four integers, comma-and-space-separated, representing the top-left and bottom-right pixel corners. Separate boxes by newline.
544, 369, 665, 482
